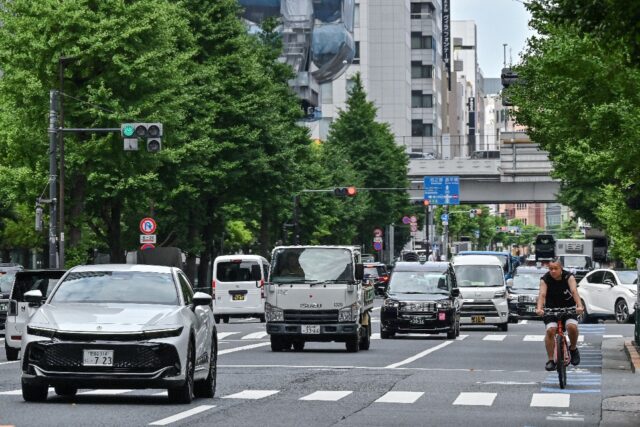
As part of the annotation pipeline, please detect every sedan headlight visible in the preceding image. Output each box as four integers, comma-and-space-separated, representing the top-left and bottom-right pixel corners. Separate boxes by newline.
436, 300, 452, 309
630, 289, 637, 296
339, 302, 359, 322
507, 293, 517, 301
494, 290, 506, 299
27, 326, 56, 338
265, 302, 284, 322
143, 327, 184, 340
384, 299, 399, 308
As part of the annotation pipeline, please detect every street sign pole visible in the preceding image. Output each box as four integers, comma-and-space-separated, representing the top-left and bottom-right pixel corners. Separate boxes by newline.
443, 205, 449, 261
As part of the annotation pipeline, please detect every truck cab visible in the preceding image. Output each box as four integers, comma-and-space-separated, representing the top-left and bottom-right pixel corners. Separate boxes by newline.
264, 246, 373, 352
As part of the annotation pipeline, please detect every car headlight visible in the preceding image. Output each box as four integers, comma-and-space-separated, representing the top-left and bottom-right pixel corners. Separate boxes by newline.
27, 326, 56, 338
436, 300, 452, 309
265, 302, 284, 322
384, 299, 399, 308
143, 327, 184, 340
494, 290, 506, 299
630, 289, 637, 296
507, 293, 517, 301
339, 302, 359, 322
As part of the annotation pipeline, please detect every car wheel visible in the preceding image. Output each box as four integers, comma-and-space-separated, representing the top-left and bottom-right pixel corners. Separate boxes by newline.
54, 385, 78, 397
22, 379, 48, 402
359, 324, 371, 350
446, 327, 456, 340
5, 343, 19, 361
498, 322, 508, 332
259, 314, 266, 323
345, 334, 360, 352
455, 320, 460, 337
270, 335, 287, 352
615, 299, 630, 324
168, 340, 194, 404
380, 327, 395, 339
194, 337, 217, 398
214, 315, 220, 324
292, 341, 305, 352
222, 316, 229, 324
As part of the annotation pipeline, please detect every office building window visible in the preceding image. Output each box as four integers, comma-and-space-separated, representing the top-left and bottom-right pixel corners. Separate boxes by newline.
411, 2, 435, 19
320, 82, 333, 104
516, 203, 527, 210
411, 120, 433, 137
354, 4, 360, 27
353, 41, 360, 64
411, 62, 433, 79
411, 32, 434, 49
411, 91, 433, 108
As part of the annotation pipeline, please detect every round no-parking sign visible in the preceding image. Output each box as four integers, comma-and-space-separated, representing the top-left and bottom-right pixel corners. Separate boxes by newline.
140, 217, 157, 235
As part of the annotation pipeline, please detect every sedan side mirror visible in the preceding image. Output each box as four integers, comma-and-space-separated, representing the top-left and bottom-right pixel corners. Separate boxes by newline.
24, 289, 44, 306
355, 264, 364, 281
193, 292, 213, 307
603, 279, 614, 287
451, 288, 461, 298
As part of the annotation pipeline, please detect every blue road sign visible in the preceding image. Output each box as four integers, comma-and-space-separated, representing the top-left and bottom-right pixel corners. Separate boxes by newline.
441, 213, 449, 222
423, 176, 460, 205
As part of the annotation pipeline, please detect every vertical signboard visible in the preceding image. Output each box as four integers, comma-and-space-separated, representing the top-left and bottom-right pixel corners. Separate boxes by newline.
442, 0, 451, 90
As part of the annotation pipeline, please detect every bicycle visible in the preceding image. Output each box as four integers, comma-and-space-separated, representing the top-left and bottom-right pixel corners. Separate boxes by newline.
544, 307, 577, 389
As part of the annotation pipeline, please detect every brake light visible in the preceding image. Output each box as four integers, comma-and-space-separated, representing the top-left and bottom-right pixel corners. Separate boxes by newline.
260, 280, 265, 299
382, 275, 389, 282
212, 279, 216, 297
11, 336, 21, 340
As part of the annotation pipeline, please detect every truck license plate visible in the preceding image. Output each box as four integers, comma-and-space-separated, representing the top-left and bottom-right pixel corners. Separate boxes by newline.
83, 349, 114, 367
232, 294, 245, 301
301, 325, 320, 334
527, 305, 537, 313
471, 316, 485, 324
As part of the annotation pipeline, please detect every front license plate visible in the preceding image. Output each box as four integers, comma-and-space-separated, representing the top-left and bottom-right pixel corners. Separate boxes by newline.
526, 305, 537, 313
409, 317, 425, 325
83, 349, 114, 367
232, 294, 245, 301
471, 315, 485, 324
301, 325, 320, 334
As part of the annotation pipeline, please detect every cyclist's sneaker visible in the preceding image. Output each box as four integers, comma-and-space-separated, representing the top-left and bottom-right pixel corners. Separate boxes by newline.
545, 360, 556, 371
570, 347, 580, 365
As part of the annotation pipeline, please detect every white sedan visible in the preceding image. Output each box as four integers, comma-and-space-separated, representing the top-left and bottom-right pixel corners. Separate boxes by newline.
577, 269, 637, 323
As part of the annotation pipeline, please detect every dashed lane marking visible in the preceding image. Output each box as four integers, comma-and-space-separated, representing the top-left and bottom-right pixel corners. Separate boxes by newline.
79, 389, 132, 395
375, 391, 423, 404
299, 391, 353, 401
371, 333, 381, 340
531, 393, 570, 408
222, 390, 279, 400
218, 342, 270, 355
453, 392, 497, 406
241, 332, 268, 340
217, 332, 239, 340
524, 335, 545, 342
148, 405, 216, 426
483, 335, 507, 341
385, 341, 454, 368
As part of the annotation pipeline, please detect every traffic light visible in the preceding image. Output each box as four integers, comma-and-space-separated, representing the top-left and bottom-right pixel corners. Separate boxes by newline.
411, 199, 429, 206
500, 67, 518, 106
334, 186, 357, 197
121, 123, 163, 153
469, 208, 482, 218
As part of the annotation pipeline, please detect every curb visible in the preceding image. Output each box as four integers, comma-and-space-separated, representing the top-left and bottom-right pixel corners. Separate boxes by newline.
624, 341, 640, 373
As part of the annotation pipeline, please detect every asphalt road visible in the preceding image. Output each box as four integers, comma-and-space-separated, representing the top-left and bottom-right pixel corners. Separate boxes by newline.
0, 301, 635, 427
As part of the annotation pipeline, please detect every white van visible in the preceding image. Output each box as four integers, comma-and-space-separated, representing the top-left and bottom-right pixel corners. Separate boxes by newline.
452, 255, 509, 331
4, 270, 66, 360
212, 255, 270, 324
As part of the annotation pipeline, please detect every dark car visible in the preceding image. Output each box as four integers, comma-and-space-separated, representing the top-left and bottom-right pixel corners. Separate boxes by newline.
535, 234, 556, 261
380, 262, 461, 339
363, 263, 390, 295
0, 263, 23, 329
507, 266, 547, 322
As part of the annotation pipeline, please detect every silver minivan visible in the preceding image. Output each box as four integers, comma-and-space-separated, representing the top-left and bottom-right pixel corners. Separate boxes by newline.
212, 255, 269, 323
4, 270, 66, 360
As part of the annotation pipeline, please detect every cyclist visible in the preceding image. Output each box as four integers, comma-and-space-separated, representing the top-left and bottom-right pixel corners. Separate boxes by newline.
535, 258, 584, 371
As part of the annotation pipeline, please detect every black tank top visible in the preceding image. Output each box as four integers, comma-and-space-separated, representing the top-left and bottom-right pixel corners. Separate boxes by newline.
542, 270, 575, 308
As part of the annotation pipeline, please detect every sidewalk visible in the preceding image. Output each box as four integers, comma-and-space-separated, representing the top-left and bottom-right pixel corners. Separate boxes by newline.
601, 338, 640, 426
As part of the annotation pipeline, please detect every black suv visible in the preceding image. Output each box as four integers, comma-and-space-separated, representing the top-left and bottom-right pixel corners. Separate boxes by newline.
363, 263, 390, 296
0, 263, 23, 329
507, 266, 547, 322
380, 262, 461, 339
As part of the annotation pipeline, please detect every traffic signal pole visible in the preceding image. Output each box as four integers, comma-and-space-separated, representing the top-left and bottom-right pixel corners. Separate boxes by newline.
48, 90, 59, 269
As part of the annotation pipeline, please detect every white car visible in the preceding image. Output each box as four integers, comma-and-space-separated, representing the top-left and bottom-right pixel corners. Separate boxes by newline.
21, 264, 217, 403
578, 269, 638, 323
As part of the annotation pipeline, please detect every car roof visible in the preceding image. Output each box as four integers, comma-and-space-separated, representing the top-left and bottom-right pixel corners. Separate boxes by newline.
458, 251, 509, 257
393, 261, 450, 272
215, 255, 266, 262
452, 255, 503, 266
69, 264, 176, 274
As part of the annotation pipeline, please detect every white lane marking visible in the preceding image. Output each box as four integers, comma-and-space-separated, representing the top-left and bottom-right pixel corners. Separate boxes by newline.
477, 381, 538, 385
456, 334, 469, 341
148, 405, 216, 426
79, 389, 133, 395
241, 332, 268, 340
222, 390, 279, 400
219, 364, 511, 373
546, 411, 584, 422
371, 319, 380, 323
518, 320, 529, 325
218, 342, 270, 355
371, 333, 381, 340
483, 335, 507, 341
0, 388, 54, 395
524, 335, 545, 341
217, 332, 239, 340
453, 392, 496, 406
385, 341, 454, 368
375, 391, 423, 404
299, 391, 353, 401
152, 391, 168, 396
531, 393, 570, 407
0, 338, 4, 342
603, 334, 623, 339
578, 336, 584, 342
0, 361, 19, 366
372, 307, 381, 312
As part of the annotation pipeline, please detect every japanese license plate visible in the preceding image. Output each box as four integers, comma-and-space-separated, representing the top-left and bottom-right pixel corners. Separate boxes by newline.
232, 294, 245, 301
409, 316, 425, 325
526, 305, 537, 313
471, 315, 485, 324
301, 325, 320, 334
83, 349, 114, 367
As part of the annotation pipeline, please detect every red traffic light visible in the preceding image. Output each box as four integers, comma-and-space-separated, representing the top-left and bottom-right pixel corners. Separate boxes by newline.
334, 187, 357, 197
346, 186, 357, 197
423, 200, 430, 206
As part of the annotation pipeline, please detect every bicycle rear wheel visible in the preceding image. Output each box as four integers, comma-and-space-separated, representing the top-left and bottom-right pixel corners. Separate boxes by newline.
556, 335, 567, 389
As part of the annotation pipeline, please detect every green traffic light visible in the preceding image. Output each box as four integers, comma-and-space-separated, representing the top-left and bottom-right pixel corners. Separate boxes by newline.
122, 124, 135, 137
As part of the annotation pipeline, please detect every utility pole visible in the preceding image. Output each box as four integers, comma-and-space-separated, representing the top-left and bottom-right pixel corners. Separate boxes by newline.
293, 195, 300, 245
48, 90, 59, 269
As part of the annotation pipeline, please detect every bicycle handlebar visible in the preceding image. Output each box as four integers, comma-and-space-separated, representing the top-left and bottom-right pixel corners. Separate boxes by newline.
543, 307, 577, 315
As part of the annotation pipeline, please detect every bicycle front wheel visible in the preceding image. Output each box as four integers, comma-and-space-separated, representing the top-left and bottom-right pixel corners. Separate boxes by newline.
556, 335, 567, 389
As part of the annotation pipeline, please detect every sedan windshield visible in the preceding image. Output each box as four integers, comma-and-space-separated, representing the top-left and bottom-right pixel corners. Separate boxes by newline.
50, 271, 179, 305
512, 273, 542, 290
455, 265, 503, 287
616, 271, 638, 285
271, 248, 353, 283
388, 271, 450, 294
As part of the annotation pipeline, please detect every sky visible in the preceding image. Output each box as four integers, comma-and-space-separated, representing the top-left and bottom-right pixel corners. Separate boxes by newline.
451, 0, 535, 77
